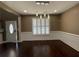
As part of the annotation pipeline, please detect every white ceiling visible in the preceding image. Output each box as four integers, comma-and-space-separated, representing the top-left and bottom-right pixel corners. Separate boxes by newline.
2, 1, 79, 15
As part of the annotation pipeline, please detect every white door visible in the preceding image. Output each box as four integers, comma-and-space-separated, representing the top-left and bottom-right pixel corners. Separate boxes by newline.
6, 21, 17, 42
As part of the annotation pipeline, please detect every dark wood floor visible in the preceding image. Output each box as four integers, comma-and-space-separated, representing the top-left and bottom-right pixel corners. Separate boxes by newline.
0, 40, 79, 57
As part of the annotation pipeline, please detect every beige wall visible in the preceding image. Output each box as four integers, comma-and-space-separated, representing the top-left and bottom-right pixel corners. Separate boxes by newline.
61, 4, 79, 35
21, 15, 61, 32
50, 15, 61, 31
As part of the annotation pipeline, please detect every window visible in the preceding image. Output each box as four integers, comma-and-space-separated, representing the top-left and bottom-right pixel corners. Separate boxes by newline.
9, 24, 14, 34
32, 18, 49, 35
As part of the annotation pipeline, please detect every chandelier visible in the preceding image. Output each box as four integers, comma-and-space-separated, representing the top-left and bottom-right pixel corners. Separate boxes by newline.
35, 1, 50, 19
35, 1, 49, 5
36, 13, 50, 19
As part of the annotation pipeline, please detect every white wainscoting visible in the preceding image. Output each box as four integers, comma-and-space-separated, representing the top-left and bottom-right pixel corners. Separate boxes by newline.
21, 31, 61, 41
59, 31, 79, 52
21, 31, 79, 51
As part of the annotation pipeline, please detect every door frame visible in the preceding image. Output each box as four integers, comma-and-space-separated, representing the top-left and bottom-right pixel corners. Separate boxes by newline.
5, 20, 18, 42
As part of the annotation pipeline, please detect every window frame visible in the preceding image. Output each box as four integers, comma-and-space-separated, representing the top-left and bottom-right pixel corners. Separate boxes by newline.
32, 18, 50, 35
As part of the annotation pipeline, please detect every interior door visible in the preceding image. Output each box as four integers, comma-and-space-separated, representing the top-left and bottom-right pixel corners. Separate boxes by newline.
6, 21, 17, 42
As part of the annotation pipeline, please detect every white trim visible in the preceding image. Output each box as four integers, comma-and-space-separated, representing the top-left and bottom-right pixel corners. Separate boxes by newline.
0, 41, 22, 44
18, 16, 21, 42
21, 31, 60, 41
59, 31, 79, 52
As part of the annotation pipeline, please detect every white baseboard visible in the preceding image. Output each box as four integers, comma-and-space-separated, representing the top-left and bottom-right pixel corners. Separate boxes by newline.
0, 41, 21, 44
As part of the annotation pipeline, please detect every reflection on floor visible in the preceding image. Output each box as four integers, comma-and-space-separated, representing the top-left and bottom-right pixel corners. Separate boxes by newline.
0, 40, 79, 57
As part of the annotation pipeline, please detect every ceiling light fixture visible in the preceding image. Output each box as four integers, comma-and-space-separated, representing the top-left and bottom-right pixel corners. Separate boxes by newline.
24, 10, 27, 13
40, 15, 42, 19
44, 13, 46, 17
36, 13, 38, 16
36, 1, 49, 5
41, 2, 44, 5
35, 1, 50, 19
36, 2, 40, 5
36, 14, 50, 19
54, 10, 57, 13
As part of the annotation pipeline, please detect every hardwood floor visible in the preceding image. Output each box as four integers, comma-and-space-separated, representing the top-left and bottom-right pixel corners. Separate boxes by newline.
0, 40, 79, 57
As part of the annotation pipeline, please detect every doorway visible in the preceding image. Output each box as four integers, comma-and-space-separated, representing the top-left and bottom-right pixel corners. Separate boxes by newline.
5, 21, 17, 42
